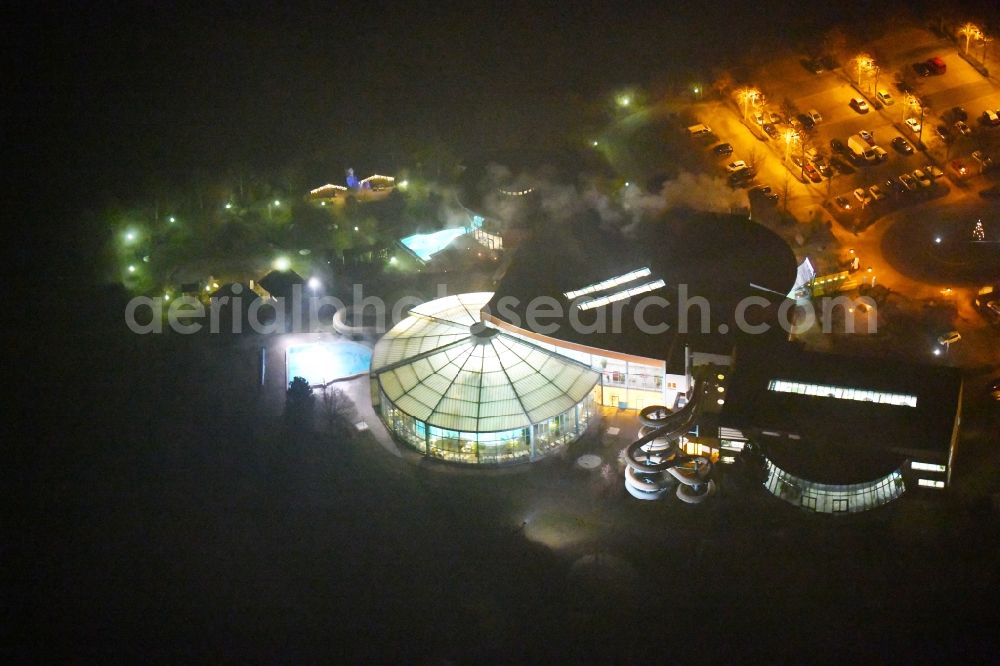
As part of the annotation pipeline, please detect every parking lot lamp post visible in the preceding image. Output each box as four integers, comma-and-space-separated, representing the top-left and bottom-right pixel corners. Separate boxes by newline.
854, 54, 873, 87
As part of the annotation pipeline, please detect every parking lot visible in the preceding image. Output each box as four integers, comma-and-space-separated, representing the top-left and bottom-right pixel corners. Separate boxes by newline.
693, 25, 1000, 221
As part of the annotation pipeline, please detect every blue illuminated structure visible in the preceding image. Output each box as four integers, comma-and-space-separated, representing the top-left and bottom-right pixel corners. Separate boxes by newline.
286, 340, 372, 387
346, 167, 359, 190
400, 227, 469, 261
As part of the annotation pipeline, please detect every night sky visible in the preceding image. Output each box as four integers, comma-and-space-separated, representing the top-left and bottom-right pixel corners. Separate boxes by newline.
9, 2, 911, 216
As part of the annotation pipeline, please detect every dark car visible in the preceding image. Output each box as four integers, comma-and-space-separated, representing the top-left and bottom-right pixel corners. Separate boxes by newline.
797, 113, 816, 130
750, 185, 779, 202
989, 377, 1000, 402
712, 142, 734, 156
830, 156, 854, 174
728, 168, 753, 187
891, 136, 914, 154
949, 106, 968, 122
830, 138, 846, 154
762, 123, 779, 139
887, 178, 907, 195
912, 62, 932, 77
935, 125, 951, 141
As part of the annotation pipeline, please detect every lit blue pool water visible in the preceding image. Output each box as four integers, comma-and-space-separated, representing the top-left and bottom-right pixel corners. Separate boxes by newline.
286, 340, 373, 387
400, 227, 468, 261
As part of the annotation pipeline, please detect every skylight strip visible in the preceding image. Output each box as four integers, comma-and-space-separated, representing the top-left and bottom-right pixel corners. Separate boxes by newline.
576, 279, 666, 311
564, 267, 651, 300
767, 379, 917, 407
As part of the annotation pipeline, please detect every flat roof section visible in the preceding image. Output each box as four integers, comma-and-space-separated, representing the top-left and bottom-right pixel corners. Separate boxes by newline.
485, 210, 797, 371
721, 342, 962, 484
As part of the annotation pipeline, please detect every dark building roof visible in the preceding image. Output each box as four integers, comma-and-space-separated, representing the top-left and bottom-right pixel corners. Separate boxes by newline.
258, 270, 304, 299
721, 341, 963, 484
484, 210, 797, 371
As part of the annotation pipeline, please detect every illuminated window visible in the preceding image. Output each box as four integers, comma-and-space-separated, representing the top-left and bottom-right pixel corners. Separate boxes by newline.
911, 461, 946, 472
917, 478, 945, 489
564, 267, 651, 300
767, 379, 917, 407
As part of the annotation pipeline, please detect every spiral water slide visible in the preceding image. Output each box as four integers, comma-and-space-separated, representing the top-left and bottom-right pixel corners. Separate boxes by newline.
623, 378, 716, 503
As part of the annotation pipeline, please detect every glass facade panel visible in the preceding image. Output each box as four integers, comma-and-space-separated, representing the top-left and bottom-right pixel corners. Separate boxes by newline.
762, 455, 905, 513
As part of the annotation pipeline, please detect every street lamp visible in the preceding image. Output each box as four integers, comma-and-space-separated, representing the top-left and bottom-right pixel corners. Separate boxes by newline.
168, 216, 176, 224
853, 53, 874, 87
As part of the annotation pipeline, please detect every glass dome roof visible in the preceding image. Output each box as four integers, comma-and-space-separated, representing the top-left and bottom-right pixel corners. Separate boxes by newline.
371, 292, 600, 432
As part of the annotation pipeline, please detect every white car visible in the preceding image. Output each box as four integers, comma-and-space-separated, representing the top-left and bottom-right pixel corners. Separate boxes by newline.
869, 185, 886, 201
925, 164, 944, 179
876, 89, 894, 106
754, 111, 765, 125
937, 331, 961, 346
726, 160, 748, 173
912, 169, 932, 187
807, 109, 823, 123
853, 187, 872, 204
905, 118, 922, 133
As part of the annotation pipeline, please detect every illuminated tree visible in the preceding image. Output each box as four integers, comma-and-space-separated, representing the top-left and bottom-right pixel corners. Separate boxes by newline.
735, 87, 761, 121
973, 220, 985, 241
959, 22, 982, 54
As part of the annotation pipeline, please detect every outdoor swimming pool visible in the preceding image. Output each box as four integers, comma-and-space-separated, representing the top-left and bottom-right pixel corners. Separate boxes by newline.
399, 227, 468, 261
286, 340, 373, 387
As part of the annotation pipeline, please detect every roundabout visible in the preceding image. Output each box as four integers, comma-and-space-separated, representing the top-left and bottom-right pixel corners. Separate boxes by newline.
881, 203, 1000, 283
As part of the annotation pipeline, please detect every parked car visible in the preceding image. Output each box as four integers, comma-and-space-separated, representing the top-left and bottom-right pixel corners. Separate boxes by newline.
926, 56, 946, 74
712, 143, 734, 156
949, 106, 968, 122
982, 109, 1000, 126
754, 111, 765, 125
886, 178, 906, 195
830, 156, 854, 174
859, 129, 875, 144
937, 331, 961, 346
873, 145, 888, 162
913, 62, 932, 77
951, 159, 970, 177
935, 125, 951, 141
899, 173, 918, 191
912, 169, 932, 187
763, 123, 779, 139
891, 136, 914, 154
850, 97, 869, 113
726, 160, 748, 173
798, 113, 816, 130
834, 195, 852, 211
876, 89, 894, 106
989, 377, 1000, 402
803, 163, 822, 183
905, 118, 922, 133
955, 120, 971, 136
830, 138, 847, 154
750, 185, 779, 202
972, 150, 994, 170
853, 187, 872, 204
869, 184, 886, 201
768, 111, 782, 124
807, 109, 823, 123
925, 164, 944, 179
728, 169, 753, 187
812, 157, 832, 177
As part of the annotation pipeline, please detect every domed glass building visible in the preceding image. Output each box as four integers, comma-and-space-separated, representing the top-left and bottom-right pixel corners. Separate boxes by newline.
370, 292, 600, 465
